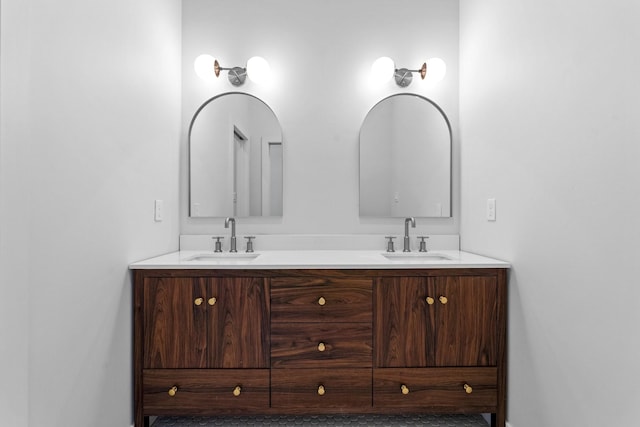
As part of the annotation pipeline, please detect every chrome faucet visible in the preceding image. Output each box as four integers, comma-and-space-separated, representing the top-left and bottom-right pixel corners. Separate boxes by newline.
224, 217, 237, 252
403, 217, 416, 252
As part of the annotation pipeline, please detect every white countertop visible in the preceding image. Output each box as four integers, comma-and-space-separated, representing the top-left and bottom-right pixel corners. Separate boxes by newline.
129, 249, 510, 270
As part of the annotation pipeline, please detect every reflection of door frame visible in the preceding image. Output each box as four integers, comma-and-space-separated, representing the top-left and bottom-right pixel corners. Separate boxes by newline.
261, 139, 282, 216
232, 125, 249, 217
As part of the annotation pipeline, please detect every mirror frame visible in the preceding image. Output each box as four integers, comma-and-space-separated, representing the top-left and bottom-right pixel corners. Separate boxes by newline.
359, 93, 452, 218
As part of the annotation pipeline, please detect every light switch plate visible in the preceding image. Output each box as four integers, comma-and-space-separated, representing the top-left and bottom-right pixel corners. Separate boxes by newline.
154, 200, 163, 222
487, 198, 496, 221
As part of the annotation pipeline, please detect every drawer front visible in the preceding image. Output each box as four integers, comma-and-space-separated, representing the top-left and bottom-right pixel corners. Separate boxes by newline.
373, 367, 497, 410
271, 368, 372, 409
271, 323, 372, 368
271, 277, 372, 323
143, 369, 269, 414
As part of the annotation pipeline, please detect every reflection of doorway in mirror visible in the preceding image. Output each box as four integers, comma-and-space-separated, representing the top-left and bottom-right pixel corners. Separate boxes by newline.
233, 125, 250, 217
262, 140, 283, 216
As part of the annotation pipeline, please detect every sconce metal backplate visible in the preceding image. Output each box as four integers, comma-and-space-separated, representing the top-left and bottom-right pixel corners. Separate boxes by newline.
227, 66, 247, 86
394, 68, 413, 87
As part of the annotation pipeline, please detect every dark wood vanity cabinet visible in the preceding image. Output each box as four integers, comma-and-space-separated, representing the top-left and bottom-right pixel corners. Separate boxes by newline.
373, 272, 506, 425
133, 268, 507, 426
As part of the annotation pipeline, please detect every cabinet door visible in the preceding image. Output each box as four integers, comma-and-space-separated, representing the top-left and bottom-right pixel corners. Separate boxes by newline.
431, 275, 497, 366
375, 275, 498, 368
143, 276, 270, 369
374, 277, 434, 367
208, 277, 270, 368
144, 277, 208, 369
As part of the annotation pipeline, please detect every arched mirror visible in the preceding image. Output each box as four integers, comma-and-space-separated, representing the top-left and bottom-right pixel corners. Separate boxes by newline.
189, 92, 283, 217
359, 94, 451, 217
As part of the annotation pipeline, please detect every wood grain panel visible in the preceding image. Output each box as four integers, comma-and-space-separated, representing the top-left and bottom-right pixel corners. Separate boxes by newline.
432, 276, 497, 366
271, 277, 372, 323
374, 277, 435, 367
373, 367, 497, 411
208, 277, 270, 368
271, 323, 372, 368
271, 368, 371, 409
143, 369, 269, 414
375, 275, 498, 368
143, 277, 208, 369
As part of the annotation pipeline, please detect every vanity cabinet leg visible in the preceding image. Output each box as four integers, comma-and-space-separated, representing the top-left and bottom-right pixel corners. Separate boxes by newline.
134, 410, 147, 427
491, 412, 505, 427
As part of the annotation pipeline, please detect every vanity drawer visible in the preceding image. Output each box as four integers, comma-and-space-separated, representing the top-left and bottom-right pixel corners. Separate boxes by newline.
271, 277, 372, 323
271, 322, 372, 368
373, 367, 497, 411
143, 369, 269, 414
271, 368, 372, 409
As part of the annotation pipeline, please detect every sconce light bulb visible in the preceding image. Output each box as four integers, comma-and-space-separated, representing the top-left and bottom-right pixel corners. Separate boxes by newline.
247, 56, 271, 84
425, 58, 446, 84
194, 54, 218, 82
371, 57, 395, 84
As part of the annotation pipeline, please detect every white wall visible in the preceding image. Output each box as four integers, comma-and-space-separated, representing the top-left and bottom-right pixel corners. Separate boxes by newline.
459, 1, 640, 426
0, 0, 182, 426
180, 0, 460, 239
0, 3, 31, 425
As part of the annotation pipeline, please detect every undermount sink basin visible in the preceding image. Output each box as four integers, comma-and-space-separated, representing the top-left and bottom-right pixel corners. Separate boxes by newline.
187, 253, 261, 262
382, 252, 451, 262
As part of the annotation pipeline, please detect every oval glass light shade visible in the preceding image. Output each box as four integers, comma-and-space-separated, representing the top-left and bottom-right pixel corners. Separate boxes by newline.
246, 56, 271, 84
194, 54, 218, 82
371, 57, 395, 84
425, 58, 446, 84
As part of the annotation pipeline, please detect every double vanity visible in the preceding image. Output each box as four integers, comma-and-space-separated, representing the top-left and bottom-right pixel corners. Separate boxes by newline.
131, 239, 509, 427
162, 14, 493, 424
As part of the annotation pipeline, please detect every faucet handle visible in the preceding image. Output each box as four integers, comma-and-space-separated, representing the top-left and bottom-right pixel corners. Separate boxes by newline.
385, 236, 396, 253
212, 236, 224, 253
417, 236, 429, 252
245, 236, 255, 253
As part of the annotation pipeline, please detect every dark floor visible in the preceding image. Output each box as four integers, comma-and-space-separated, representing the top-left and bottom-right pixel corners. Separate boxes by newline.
151, 414, 489, 426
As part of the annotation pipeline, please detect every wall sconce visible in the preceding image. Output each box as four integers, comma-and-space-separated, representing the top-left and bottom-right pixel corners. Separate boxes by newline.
194, 54, 271, 86
371, 57, 446, 87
